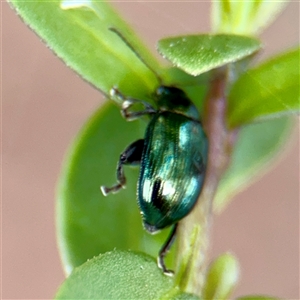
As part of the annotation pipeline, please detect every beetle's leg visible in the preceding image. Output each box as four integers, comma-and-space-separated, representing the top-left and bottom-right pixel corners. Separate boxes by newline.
110, 87, 156, 121
100, 139, 144, 196
157, 223, 178, 276
122, 99, 156, 121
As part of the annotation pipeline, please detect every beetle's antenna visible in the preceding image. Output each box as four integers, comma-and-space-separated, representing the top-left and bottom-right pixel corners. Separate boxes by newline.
109, 27, 162, 84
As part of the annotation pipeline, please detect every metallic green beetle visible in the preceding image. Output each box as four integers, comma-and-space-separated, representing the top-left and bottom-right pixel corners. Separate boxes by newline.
101, 85, 208, 275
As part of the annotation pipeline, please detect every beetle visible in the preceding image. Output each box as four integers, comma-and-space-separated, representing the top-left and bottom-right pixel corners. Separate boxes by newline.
101, 84, 208, 275
100, 28, 208, 275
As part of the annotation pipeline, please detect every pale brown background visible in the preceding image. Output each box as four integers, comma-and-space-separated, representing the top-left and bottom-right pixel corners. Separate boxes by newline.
2, 1, 299, 299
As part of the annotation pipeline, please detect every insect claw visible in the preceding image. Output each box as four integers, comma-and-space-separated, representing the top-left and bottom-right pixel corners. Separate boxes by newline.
100, 185, 109, 196
122, 100, 132, 110
157, 256, 174, 277
164, 270, 175, 277
101, 183, 125, 196
109, 87, 118, 97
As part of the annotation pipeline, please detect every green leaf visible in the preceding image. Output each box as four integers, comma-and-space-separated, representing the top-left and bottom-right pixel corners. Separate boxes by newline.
55, 250, 198, 300
212, 1, 289, 35
55, 250, 173, 299
214, 116, 293, 212
9, 0, 161, 98
167, 293, 200, 300
237, 296, 280, 300
56, 102, 175, 274
202, 253, 240, 300
157, 34, 261, 76
228, 48, 300, 128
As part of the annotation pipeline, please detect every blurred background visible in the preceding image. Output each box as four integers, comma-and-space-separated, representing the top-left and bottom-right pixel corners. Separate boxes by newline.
2, 1, 299, 299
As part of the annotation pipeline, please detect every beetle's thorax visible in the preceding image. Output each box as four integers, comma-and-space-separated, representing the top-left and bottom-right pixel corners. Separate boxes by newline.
155, 85, 199, 120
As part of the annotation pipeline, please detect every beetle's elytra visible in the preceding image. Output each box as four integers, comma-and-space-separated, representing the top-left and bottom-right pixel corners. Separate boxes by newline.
101, 85, 208, 275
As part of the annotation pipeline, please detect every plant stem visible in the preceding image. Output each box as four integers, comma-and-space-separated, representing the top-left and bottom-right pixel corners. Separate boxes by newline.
175, 68, 238, 295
